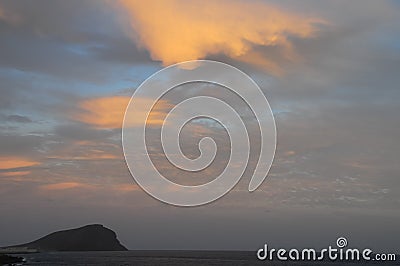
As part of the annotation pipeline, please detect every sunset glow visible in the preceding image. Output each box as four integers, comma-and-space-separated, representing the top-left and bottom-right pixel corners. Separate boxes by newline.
0, 0, 399, 254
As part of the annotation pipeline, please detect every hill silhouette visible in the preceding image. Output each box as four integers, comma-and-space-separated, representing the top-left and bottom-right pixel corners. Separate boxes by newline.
9, 224, 127, 252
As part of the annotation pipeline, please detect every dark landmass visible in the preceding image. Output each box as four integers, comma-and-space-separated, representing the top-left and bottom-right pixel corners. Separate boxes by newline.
0, 254, 24, 265
4, 224, 127, 252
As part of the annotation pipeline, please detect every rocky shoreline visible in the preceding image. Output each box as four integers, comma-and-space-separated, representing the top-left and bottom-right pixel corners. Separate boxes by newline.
0, 254, 25, 265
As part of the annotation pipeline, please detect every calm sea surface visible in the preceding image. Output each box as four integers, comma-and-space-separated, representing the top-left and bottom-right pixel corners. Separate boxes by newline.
18, 251, 399, 266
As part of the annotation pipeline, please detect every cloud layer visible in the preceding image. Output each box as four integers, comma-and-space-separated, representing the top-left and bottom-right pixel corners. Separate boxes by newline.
0, 0, 399, 252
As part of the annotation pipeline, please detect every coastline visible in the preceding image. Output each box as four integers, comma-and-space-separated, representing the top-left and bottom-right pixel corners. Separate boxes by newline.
8, 251, 400, 266
0, 254, 25, 265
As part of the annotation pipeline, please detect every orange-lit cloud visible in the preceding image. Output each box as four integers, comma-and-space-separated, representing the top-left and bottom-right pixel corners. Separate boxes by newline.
46, 139, 121, 162
48, 153, 118, 161
117, 0, 325, 74
40, 182, 91, 191
0, 5, 20, 24
114, 184, 140, 192
0, 171, 31, 177
284, 150, 296, 156
345, 161, 372, 170
0, 156, 39, 170
40, 182, 140, 193
74, 96, 173, 128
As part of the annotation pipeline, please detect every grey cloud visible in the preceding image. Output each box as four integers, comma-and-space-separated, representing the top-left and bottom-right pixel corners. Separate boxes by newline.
0, 0, 152, 81
54, 123, 116, 141
0, 134, 43, 156
5, 114, 32, 123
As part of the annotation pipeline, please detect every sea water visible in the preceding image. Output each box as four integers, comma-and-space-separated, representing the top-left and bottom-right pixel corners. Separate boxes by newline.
19, 251, 399, 266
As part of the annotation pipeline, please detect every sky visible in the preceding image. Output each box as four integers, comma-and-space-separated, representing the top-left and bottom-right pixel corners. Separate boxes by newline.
0, 0, 399, 252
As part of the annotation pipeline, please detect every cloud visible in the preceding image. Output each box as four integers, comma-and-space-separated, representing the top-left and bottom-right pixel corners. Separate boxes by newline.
5, 115, 32, 123
73, 96, 173, 128
114, 184, 140, 192
48, 153, 118, 161
117, 0, 324, 74
54, 123, 115, 141
0, 134, 43, 156
45, 136, 121, 162
0, 156, 39, 170
0, 0, 151, 83
0, 4, 20, 24
0, 171, 30, 177
40, 182, 90, 191
39, 182, 139, 193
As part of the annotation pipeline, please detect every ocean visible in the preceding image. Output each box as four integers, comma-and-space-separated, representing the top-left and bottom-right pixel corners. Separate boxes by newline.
17, 251, 399, 266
